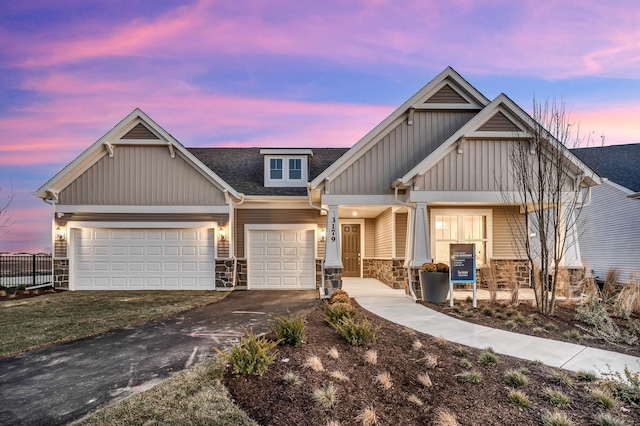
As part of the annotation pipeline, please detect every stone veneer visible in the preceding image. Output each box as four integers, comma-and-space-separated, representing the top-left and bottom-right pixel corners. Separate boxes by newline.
484, 259, 531, 288
324, 267, 342, 291
362, 259, 407, 290
53, 258, 69, 288
214, 258, 248, 289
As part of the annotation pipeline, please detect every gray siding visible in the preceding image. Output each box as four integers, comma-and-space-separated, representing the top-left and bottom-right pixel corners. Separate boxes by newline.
578, 182, 640, 281
492, 206, 527, 259
328, 111, 476, 195
374, 208, 393, 258
235, 209, 324, 258
59, 146, 227, 205
418, 139, 518, 191
365, 218, 375, 257
395, 212, 407, 258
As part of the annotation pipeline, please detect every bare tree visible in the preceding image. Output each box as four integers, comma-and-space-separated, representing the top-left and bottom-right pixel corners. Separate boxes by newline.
500, 98, 597, 315
0, 186, 13, 238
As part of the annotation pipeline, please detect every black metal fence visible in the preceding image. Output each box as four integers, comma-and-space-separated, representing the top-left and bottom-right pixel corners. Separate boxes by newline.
0, 254, 52, 288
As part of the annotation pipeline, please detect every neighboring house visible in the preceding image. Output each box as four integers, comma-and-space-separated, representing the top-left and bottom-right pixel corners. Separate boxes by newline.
36, 67, 599, 296
572, 144, 640, 282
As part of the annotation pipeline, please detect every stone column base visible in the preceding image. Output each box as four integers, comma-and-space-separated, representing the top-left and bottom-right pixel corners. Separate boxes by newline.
53, 258, 69, 288
324, 267, 343, 292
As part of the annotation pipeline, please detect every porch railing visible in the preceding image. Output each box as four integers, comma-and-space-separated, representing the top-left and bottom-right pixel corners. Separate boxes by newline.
0, 253, 53, 288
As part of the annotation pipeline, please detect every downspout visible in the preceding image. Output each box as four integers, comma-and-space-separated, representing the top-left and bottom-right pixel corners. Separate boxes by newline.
224, 191, 245, 289
393, 182, 418, 302
307, 183, 329, 298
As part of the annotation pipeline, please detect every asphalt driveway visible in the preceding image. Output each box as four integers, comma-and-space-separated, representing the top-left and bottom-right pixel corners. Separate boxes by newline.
0, 290, 318, 426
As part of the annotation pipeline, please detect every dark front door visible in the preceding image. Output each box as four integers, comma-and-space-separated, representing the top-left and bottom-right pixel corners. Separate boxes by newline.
342, 224, 361, 277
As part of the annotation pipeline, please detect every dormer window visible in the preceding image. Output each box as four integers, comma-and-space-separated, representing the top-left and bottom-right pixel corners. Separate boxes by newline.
261, 149, 312, 187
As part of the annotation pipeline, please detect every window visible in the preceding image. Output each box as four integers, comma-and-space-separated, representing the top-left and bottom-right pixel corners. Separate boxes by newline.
263, 154, 308, 187
431, 209, 491, 266
289, 158, 302, 180
270, 158, 283, 179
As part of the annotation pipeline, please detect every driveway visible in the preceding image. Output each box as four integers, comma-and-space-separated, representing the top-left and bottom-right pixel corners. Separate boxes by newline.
0, 290, 318, 426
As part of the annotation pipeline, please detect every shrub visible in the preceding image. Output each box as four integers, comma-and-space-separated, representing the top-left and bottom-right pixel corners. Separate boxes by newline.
455, 346, 470, 358
504, 369, 528, 388
544, 322, 558, 332
434, 407, 458, 426
576, 370, 598, 382
303, 355, 324, 371
455, 370, 482, 383
564, 330, 582, 341
412, 339, 423, 350
545, 388, 571, 408
375, 371, 392, 390
508, 389, 530, 408
283, 371, 302, 385
333, 317, 378, 346
312, 384, 338, 408
482, 306, 495, 317
459, 359, 472, 369
479, 347, 499, 365
614, 284, 638, 319
217, 331, 279, 376
323, 302, 357, 326
364, 349, 377, 365
543, 411, 574, 426
407, 394, 423, 406
268, 311, 306, 347
420, 263, 437, 272
417, 372, 432, 387
329, 290, 351, 305
551, 372, 575, 388
596, 412, 630, 426
600, 366, 640, 405
327, 347, 340, 360
589, 387, 618, 409
355, 404, 377, 426
329, 370, 350, 382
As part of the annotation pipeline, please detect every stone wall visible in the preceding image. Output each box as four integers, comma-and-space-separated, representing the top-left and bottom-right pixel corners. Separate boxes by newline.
363, 258, 407, 289
480, 259, 531, 288
324, 267, 342, 291
215, 258, 234, 289
53, 258, 69, 288
315, 259, 323, 288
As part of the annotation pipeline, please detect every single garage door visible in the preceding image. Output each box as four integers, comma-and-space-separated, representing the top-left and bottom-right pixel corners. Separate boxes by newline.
72, 227, 214, 290
248, 229, 315, 289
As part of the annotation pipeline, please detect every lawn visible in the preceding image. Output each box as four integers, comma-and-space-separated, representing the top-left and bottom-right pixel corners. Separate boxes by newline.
0, 290, 226, 357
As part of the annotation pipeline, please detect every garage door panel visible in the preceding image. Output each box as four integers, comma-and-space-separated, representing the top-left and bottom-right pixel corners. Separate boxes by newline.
249, 229, 315, 289
74, 227, 215, 290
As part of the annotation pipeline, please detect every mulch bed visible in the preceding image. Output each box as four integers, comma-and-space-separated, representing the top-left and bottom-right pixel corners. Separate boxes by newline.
422, 298, 640, 358
223, 301, 639, 426
0, 287, 63, 301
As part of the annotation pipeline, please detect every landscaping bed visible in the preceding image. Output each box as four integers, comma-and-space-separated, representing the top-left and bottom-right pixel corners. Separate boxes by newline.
223, 299, 639, 426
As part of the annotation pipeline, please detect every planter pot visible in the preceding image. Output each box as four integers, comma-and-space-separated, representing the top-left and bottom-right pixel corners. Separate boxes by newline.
419, 271, 450, 304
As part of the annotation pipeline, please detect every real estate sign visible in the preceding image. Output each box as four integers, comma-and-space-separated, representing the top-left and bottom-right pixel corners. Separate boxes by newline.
449, 243, 477, 307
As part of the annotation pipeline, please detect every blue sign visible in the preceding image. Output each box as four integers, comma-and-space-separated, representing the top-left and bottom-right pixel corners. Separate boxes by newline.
450, 244, 476, 283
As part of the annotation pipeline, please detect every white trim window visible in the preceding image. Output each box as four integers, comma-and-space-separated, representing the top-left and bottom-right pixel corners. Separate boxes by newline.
430, 209, 492, 266
264, 155, 308, 187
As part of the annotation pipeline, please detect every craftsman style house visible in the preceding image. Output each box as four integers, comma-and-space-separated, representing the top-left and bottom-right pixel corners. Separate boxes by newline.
36, 67, 599, 296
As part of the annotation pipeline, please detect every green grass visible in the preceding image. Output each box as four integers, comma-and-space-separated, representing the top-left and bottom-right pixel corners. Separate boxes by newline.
78, 357, 257, 426
0, 290, 227, 357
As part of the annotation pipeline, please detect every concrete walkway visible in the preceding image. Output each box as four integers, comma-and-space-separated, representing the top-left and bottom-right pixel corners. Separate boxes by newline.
343, 278, 640, 377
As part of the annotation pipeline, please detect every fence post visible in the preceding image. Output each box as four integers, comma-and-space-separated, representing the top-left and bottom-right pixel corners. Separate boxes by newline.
32, 254, 36, 287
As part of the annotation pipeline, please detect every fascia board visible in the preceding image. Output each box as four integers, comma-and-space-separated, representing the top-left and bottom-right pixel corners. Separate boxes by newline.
309, 67, 490, 189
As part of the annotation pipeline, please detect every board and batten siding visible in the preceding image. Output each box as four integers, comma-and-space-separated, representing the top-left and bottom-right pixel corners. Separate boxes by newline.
235, 209, 324, 258
328, 111, 476, 195
395, 212, 407, 258
578, 182, 640, 281
417, 139, 517, 191
492, 206, 527, 259
373, 208, 393, 258
58, 146, 227, 205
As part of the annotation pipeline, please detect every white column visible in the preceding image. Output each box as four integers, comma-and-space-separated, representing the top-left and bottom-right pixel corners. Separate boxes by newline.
560, 207, 583, 267
404, 207, 415, 268
324, 205, 343, 268
413, 202, 430, 266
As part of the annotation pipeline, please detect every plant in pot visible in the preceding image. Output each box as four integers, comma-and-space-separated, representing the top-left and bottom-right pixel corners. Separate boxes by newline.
419, 262, 450, 304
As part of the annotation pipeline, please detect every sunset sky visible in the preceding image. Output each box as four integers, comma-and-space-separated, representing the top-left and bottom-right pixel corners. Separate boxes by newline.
1, 0, 639, 253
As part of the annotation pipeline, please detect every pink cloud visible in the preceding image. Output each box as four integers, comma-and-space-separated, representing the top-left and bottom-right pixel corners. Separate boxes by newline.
571, 102, 640, 146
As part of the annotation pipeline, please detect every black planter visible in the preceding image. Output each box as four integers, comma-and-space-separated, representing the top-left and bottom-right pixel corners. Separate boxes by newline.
419, 271, 450, 304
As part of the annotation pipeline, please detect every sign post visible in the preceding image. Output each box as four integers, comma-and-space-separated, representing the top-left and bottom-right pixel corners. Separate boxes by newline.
449, 244, 477, 308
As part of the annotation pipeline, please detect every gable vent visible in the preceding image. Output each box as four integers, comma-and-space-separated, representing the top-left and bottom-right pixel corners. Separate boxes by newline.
477, 111, 522, 132
121, 123, 159, 140
424, 84, 469, 104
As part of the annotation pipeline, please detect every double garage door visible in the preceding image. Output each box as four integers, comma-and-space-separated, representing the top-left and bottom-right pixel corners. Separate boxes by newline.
72, 227, 214, 290
248, 229, 315, 289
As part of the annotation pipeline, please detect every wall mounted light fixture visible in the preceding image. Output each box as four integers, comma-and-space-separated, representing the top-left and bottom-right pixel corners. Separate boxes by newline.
219, 227, 226, 241
55, 226, 65, 241
320, 228, 326, 242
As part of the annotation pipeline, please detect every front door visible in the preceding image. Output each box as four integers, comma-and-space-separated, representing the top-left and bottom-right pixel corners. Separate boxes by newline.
342, 224, 361, 277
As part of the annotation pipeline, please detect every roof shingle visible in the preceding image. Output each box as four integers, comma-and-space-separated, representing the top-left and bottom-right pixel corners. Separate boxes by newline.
572, 144, 640, 193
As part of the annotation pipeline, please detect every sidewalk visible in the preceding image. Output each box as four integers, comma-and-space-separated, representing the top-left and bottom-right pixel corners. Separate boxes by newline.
343, 278, 640, 377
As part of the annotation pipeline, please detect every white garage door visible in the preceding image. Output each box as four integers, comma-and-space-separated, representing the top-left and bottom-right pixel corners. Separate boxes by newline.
248, 229, 315, 289
73, 228, 214, 290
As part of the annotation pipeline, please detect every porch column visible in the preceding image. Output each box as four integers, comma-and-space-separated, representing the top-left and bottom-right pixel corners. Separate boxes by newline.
560, 207, 582, 268
413, 202, 430, 267
323, 205, 343, 291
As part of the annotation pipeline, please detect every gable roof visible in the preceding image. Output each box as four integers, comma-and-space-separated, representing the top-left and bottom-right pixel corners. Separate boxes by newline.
572, 144, 640, 193
36, 108, 240, 201
189, 148, 348, 196
309, 66, 490, 189
397, 93, 601, 188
